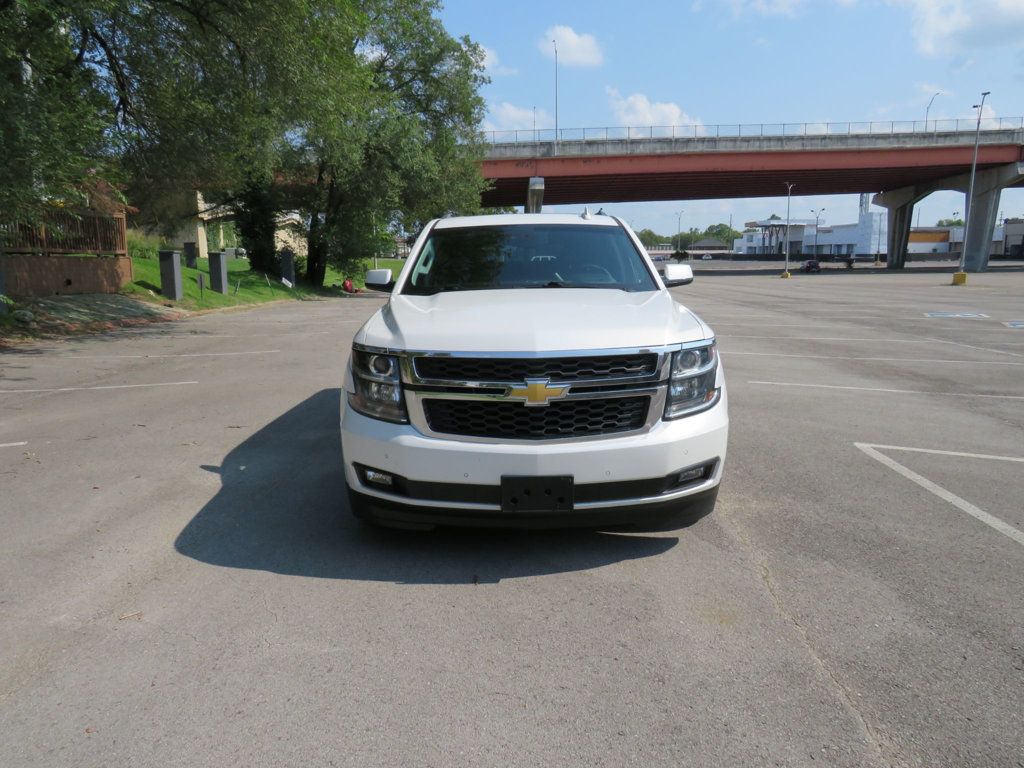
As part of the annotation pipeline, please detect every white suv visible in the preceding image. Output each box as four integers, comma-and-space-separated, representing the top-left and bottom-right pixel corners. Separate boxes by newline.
341, 213, 728, 529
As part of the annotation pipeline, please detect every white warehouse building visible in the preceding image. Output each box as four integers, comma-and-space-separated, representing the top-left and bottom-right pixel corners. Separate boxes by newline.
733, 195, 888, 257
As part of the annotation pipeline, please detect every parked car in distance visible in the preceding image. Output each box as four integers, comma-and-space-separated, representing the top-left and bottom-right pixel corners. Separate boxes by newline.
340, 213, 728, 530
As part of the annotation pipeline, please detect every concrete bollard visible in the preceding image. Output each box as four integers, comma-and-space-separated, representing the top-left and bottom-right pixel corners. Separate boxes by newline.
183, 241, 198, 269
158, 250, 183, 301
208, 250, 228, 294
279, 247, 295, 286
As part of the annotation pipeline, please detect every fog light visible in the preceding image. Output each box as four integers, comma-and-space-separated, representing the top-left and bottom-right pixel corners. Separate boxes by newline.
677, 466, 706, 484
364, 468, 393, 487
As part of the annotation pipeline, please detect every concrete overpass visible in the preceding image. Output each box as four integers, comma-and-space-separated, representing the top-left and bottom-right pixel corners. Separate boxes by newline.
479, 119, 1024, 271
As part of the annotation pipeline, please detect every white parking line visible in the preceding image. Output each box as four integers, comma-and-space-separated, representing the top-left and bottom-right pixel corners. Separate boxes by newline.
0, 381, 198, 394
855, 443, 1024, 548
749, 381, 1024, 400
724, 351, 1024, 366
0, 441, 28, 448
711, 322, 873, 328
862, 444, 1024, 463
170, 331, 333, 338
933, 338, 1024, 359
59, 350, 279, 360
718, 335, 937, 343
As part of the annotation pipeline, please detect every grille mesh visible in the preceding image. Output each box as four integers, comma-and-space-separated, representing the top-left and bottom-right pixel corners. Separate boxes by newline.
414, 354, 658, 383
423, 396, 649, 440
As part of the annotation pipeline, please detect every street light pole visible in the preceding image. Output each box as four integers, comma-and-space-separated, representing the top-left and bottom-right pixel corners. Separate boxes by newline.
676, 210, 684, 255
957, 90, 990, 282
811, 207, 824, 256
782, 182, 794, 278
552, 39, 559, 149
925, 91, 939, 131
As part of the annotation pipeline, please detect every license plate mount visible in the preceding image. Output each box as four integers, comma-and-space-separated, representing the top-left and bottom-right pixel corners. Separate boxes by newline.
500, 475, 574, 513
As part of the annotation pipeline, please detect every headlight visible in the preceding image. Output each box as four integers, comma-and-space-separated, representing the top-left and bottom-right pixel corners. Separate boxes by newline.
664, 342, 720, 419
348, 349, 407, 423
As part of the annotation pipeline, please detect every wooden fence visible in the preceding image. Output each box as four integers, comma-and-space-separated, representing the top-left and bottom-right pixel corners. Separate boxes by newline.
0, 211, 127, 257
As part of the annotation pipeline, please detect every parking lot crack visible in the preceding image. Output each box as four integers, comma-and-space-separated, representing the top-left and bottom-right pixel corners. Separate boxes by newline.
721, 509, 905, 768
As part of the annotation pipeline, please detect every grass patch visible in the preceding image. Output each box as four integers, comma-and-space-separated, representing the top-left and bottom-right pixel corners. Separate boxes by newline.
124, 255, 321, 310
123, 253, 409, 309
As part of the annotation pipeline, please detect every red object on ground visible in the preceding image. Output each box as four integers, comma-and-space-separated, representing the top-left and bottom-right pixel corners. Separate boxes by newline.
342, 278, 358, 294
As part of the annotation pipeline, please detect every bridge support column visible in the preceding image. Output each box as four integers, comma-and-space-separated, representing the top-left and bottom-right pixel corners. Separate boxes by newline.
874, 162, 1023, 272
961, 163, 1023, 272
525, 177, 544, 213
873, 187, 926, 269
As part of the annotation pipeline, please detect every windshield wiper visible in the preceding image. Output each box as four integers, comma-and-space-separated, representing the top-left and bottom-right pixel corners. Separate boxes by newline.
526, 281, 624, 290
418, 284, 465, 295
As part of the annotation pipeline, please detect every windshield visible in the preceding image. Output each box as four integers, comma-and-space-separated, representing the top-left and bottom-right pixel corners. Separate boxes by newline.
401, 223, 658, 295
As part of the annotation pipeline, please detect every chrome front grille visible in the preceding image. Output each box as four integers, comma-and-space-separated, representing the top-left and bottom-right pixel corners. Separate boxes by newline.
413, 353, 658, 383
423, 396, 650, 440
396, 346, 676, 443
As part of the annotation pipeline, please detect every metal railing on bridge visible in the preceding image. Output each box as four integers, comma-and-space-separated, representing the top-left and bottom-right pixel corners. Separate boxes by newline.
483, 117, 1024, 145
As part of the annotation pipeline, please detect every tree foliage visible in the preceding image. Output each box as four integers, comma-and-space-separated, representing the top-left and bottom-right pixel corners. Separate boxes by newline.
1, 2, 114, 217
635, 228, 671, 248
293, 0, 488, 285
1, 0, 488, 284
936, 218, 964, 227
703, 222, 742, 245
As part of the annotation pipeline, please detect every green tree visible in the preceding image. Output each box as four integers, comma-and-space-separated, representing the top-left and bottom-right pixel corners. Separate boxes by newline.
0, 2, 115, 217
936, 218, 964, 227
635, 228, 671, 248
703, 223, 742, 245
292, 0, 488, 286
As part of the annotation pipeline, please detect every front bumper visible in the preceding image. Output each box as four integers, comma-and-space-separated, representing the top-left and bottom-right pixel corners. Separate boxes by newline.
340, 388, 728, 526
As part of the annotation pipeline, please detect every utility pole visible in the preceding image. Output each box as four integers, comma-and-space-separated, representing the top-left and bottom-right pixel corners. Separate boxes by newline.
782, 182, 794, 278
676, 210, 684, 255
956, 90, 990, 283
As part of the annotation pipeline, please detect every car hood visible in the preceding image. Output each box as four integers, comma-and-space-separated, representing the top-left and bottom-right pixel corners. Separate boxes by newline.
354, 289, 711, 353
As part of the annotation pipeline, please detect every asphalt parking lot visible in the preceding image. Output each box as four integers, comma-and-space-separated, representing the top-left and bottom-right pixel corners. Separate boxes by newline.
2, 271, 1022, 767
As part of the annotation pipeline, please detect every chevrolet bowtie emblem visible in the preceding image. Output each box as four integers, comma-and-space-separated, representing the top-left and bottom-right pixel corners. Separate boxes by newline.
509, 379, 569, 407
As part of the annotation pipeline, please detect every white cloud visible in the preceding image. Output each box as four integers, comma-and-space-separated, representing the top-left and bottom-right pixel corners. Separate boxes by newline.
889, 0, 1024, 55
480, 45, 518, 76
484, 102, 552, 133
606, 88, 701, 129
959, 102, 997, 120
539, 25, 603, 67
918, 83, 949, 98
725, 0, 804, 17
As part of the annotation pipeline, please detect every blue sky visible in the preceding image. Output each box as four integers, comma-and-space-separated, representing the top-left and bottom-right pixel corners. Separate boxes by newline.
440, 0, 1024, 236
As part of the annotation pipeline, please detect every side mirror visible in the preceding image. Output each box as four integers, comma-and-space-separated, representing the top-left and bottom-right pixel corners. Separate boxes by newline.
365, 268, 394, 293
663, 263, 694, 286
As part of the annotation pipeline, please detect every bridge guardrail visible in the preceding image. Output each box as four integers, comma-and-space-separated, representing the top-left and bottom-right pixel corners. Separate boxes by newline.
483, 117, 1024, 145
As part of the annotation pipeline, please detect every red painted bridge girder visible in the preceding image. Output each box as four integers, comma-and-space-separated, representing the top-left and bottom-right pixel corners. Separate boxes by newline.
479, 145, 1024, 207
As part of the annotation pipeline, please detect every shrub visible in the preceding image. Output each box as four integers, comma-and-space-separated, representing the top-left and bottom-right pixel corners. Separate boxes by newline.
127, 229, 162, 260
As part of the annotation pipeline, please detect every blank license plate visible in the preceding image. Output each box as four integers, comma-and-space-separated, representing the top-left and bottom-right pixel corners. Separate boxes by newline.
501, 476, 574, 513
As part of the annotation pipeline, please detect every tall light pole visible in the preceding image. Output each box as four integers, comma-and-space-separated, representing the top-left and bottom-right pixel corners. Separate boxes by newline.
957, 90, 990, 281
925, 91, 940, 131
782, 182, 794, 278
676, 210, 684, 254
811, 207, 824, 256
552, 39, 559, 149
876, 212, 884, 258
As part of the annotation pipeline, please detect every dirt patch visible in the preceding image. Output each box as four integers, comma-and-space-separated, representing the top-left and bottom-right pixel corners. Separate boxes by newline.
0, 294, 185, 346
